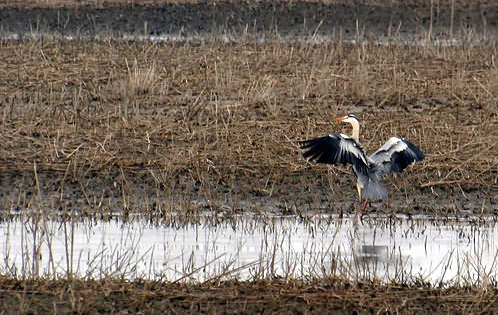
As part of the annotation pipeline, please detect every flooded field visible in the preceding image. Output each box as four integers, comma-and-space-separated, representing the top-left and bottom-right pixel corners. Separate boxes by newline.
2, 214, 498, 285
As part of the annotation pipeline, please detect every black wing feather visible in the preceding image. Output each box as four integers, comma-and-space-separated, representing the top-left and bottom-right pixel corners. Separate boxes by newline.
370, 136, 425, 174
391, 141, 424, 173
300, 133, 370, 176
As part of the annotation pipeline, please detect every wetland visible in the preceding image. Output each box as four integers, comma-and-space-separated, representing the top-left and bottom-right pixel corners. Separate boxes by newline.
0, 0, 497, 313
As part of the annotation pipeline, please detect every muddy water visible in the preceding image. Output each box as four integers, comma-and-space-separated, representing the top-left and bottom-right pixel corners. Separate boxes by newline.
1, 215, 497, 284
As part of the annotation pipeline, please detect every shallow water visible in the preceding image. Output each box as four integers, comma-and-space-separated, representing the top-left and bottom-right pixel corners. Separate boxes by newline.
1, 214, 497, 284
3, 31, 494, 47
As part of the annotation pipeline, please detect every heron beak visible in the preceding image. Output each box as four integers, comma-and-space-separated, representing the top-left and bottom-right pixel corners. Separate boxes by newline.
333, 116, 346, 122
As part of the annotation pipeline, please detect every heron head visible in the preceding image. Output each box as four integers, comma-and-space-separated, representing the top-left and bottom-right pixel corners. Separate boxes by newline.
333, 114, 359, 125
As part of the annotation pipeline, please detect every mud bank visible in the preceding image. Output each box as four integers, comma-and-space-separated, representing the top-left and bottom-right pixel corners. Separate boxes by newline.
1, 1, 498, 41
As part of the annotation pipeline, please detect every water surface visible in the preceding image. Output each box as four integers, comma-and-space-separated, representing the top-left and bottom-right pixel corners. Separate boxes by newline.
1, 214, 496, 284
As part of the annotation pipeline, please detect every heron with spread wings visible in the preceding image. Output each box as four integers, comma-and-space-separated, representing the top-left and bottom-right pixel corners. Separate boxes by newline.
300, 114, 424, 214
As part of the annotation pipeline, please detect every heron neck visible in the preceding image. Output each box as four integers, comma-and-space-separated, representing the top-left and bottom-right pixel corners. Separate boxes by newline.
351, 120, 360, 143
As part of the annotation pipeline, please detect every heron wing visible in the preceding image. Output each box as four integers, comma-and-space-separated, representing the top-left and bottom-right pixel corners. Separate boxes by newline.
369, 136, 425, 174
300, 132, 370, 175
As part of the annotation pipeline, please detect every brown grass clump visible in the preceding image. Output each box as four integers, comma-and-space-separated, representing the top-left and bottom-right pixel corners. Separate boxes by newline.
0, 277, 497, 314
0, 39, 496, 216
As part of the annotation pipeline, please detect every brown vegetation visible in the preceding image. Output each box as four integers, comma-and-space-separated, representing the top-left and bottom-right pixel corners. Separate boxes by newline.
0, 39, 496, 216
1, 277, 497, 314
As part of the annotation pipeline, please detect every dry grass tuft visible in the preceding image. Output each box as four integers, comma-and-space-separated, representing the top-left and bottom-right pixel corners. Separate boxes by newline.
122, 58, 159, 97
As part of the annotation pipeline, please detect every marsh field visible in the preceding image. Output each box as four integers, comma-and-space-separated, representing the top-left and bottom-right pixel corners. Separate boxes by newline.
0, 0, 498, 313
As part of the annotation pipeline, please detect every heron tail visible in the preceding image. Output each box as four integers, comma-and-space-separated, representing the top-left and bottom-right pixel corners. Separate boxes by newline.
362, 181, 388, 200
357, 172, 388, 200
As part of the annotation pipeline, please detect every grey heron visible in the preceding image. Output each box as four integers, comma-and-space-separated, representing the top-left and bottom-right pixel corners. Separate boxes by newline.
300, 114, 424, 214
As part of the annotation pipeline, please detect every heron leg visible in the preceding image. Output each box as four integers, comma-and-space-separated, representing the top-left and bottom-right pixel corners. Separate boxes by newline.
354, 184, 362, 218
356, 184, 362, 202
360, 200, 369, 222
